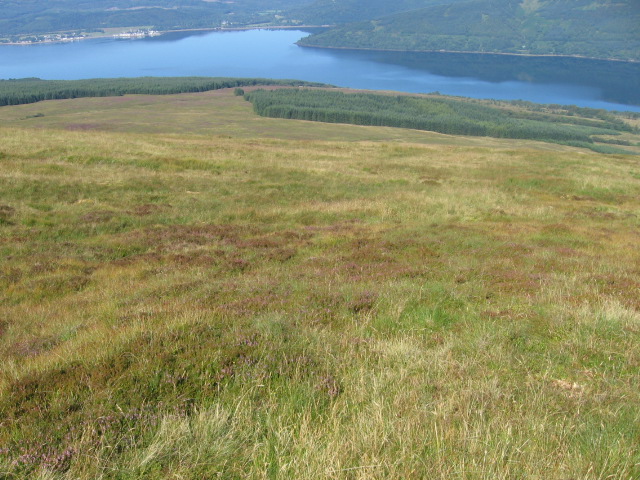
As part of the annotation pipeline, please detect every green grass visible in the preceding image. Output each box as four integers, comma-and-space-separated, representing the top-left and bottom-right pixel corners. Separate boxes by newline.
0, 88, 639, 478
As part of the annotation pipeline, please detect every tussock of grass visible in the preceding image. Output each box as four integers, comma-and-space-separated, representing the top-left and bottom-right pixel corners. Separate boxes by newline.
0, 91, 639, 478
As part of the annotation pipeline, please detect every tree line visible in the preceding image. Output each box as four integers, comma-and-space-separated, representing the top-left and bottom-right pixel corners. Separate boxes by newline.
0, 77, 326, 107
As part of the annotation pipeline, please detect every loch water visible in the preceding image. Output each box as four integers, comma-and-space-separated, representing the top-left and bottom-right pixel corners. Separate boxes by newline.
1, 29, 638, 112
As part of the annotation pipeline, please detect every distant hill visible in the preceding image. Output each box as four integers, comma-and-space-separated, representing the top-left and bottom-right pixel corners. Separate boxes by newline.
0, 0, 312, 37
285, 0, 467, 25
297, 0, 640, 62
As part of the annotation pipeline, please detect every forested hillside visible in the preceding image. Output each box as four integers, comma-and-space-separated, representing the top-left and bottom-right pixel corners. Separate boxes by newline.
4, 0, 637, 62
0, 0, 311, 38
297, 0, 640, 62
285, 0, 466, 25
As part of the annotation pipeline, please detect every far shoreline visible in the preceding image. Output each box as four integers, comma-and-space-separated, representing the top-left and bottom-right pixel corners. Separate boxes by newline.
3, 26, 637, 65
295, 42, 640, 65
0, 25, 328, 47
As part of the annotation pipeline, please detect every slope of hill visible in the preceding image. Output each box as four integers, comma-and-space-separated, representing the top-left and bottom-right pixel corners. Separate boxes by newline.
297, 0, 640, 62
0, 84, 639, 478
284, 0, 466, 25
0, 0, 311, 38
243, 87, 639, 153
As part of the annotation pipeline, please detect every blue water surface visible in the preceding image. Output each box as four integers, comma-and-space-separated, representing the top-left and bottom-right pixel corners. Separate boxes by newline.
1, 29, 638, 112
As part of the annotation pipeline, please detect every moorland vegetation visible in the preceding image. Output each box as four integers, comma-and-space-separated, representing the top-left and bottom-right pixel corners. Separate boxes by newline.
0, 83, 639, 478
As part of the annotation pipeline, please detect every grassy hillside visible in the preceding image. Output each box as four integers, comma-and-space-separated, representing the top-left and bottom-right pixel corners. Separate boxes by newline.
1, 88, 639, 478
298, 0, 640, 61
